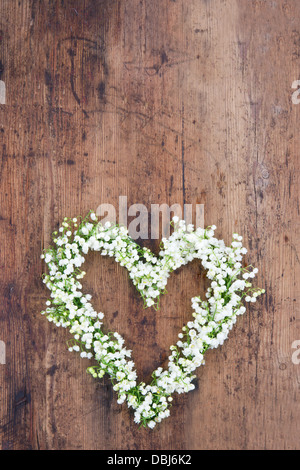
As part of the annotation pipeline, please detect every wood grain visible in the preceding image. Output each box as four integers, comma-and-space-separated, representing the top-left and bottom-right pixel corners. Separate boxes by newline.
0, 0, 299, 450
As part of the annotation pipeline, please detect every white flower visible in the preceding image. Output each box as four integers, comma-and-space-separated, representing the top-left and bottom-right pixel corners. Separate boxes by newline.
148, 420, 156, 429
45, 253, 52, 263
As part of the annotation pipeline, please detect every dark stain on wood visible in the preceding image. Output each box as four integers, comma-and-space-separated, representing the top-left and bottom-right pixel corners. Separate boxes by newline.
97, 81, 106, 103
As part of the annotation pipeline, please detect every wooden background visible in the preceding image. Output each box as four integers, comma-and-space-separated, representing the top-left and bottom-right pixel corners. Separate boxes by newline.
0, 0, 299, 450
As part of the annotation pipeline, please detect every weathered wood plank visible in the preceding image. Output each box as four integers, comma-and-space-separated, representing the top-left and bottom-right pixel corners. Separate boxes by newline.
0, 0, 299, 450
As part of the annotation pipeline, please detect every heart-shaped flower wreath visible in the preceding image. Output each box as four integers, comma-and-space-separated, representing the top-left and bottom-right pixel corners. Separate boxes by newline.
41, 211, 264, 429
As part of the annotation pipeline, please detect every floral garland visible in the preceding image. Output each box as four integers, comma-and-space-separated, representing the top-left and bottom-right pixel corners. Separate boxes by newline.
41, 211, 264, 429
